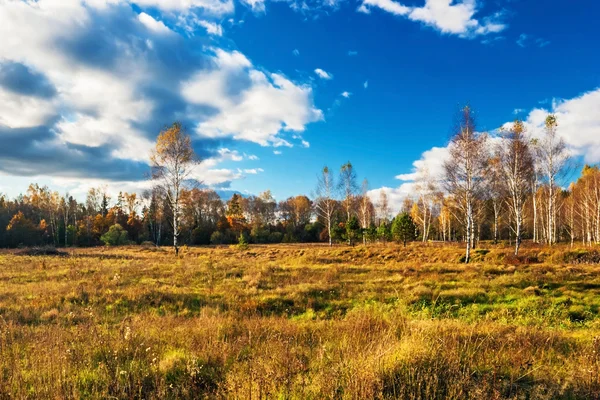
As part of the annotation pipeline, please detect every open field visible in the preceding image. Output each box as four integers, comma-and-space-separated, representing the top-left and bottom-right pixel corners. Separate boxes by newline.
1, 243, 600, 399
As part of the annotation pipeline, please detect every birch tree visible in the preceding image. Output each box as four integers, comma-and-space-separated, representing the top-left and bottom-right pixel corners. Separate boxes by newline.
497, 120, 534, 255
358, 179, 373, 244
413, 167, 438, 242
443, 106, 489, 263
377, 189, 391, 224
339, 162, 358, 223
536, 114, 570, 245
150, 122, 199, 255
314, 166, 336, 246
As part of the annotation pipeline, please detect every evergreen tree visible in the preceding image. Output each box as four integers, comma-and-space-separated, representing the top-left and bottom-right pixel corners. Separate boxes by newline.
392, 213, 417, 246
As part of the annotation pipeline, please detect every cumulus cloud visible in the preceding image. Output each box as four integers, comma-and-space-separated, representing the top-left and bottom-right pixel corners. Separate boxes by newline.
341, 91, 352, 98
358, 0, 507, 38
522, 88, 600, 163
314, 68, 333, 80
240, 0, 266, 12
358, 0, 410, 16
394, 146, 449, 182
138, 12, 172, 34
132, 0, 234, 15
0, 0, 320, 194
242, 168, 264, 174
197, 20, 223, 35
184, 49, 323, 146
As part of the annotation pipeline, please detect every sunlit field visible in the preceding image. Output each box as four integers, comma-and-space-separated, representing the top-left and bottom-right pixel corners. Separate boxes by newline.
1, 243, 600, 399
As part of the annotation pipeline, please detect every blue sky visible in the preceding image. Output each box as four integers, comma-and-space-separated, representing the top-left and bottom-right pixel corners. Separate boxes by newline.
0, 0, 599, 208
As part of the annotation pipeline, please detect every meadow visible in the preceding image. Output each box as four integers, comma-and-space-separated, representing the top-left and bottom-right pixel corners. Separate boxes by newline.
1, 243, 600, 399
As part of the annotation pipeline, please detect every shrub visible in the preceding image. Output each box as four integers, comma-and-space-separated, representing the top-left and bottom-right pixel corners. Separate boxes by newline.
237, 232, 249, 250
100, 224, 129, 246
268, 231, 283, 243
210, 231, 225, 245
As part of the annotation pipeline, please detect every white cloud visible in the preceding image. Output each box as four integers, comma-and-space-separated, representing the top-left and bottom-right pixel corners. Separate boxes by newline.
240, 0, 266, 12
0, 0, 157, 163
197, 20, 223, 36
183, 49, 323, 146
293, 49, 300, 56
0, 87, 56, 128
0, 0, 285, 193
358, 0, 507, 38
367, 186, 415, 215
358, 0, 410, 16
364, 80, 369, 89
132, 0, 234, 15
522, 88, 600, 163
314, 68, 333, 80
341, 91, 352, 98
242, 168, 264, 174
301, 140, 310, 148
395, 146, 449, 182
138, 12, 171, 34
273, 150, 282, 155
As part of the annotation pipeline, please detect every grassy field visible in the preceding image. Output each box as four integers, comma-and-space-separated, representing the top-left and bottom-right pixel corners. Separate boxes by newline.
1, 243, 600, 399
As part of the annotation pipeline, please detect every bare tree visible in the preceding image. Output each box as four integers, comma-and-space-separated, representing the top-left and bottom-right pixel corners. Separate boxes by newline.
413, 167, 438, 242
358, 179, 373, 244
338, 162, 358, 222
497, 120, 535, 255
443, 106, 489, 263
536, 114, 570, 245
314, 166, 336, 246
486, 156, 504, 244
150, 122, 200, 255
377, 189, 391, 224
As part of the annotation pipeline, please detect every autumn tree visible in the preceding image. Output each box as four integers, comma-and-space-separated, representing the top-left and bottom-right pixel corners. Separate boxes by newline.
377, 189, 391, 225
413, 167, 438, 242
443, 106, 489, 263
358, 179, 374, 244
150, 122, 200, 255
338, 162, 358, 223
497, 120, 535, 255
536, 114, 570, 245
486, 156, 504, 244
226, 193, 247, 234
314, 166, 336, 246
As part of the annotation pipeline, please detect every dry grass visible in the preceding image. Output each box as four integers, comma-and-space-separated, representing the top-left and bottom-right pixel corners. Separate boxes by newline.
1, 243, 600, 399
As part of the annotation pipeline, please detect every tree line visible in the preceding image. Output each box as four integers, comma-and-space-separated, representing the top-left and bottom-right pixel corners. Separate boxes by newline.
0, 109, 597, 262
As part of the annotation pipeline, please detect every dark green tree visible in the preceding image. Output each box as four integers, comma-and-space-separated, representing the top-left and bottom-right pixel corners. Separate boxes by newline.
345, 215, 361, 246
392, 213, 417, 247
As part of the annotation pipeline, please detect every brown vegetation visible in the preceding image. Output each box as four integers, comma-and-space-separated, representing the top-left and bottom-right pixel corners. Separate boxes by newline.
1, 243, 600, 399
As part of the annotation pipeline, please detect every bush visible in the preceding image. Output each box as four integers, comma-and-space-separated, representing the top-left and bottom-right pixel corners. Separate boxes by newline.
237, 232, 249, 250
210, 231, 225, 245
100, 224, 129, 246
250, 226, 270, 244
268, 231, 283, 243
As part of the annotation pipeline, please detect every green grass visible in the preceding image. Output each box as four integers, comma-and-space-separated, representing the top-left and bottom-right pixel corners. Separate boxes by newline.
1, 243, 600, 398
